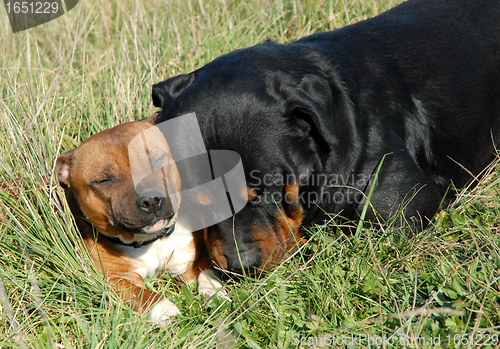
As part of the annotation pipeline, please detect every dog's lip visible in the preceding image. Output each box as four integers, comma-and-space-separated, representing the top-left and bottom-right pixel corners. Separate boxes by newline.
143, 218, 170, 234
116, 215, 175, 234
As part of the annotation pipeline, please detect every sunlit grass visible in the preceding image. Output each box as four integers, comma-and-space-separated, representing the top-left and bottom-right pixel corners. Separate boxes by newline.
1, 0, 499, 347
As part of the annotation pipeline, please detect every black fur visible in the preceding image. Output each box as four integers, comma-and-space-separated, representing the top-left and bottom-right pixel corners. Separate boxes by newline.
153, 0, 500, 273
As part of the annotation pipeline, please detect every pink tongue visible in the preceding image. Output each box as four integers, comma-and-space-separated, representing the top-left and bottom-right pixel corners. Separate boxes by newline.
151, 219, 165, 230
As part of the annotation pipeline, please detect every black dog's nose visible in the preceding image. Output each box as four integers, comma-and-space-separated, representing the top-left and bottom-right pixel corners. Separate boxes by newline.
136, 194, 163, 214
227, 249, 261, 274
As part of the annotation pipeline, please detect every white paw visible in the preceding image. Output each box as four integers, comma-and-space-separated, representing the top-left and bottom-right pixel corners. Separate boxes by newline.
198, 270, 231, 302
149, 298, 181, 323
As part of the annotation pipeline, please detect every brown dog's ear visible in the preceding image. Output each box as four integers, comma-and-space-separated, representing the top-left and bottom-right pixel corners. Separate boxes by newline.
55, 150, 75, 187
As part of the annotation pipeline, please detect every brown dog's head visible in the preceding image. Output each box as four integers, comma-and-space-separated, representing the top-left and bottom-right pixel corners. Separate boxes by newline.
56, 116, 181, 245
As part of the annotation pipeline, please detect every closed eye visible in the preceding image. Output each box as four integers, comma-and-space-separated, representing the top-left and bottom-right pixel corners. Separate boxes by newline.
151, 154, 169, 169
92, 177, 114, 185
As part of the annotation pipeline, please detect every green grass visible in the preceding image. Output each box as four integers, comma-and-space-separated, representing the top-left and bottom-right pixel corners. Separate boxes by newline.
1, 0, 500, 347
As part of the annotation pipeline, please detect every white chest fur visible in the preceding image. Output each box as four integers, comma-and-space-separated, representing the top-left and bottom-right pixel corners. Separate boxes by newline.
118, 224, 196, 279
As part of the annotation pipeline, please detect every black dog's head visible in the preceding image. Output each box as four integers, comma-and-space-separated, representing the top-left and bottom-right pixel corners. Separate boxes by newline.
152, 42, 351, 273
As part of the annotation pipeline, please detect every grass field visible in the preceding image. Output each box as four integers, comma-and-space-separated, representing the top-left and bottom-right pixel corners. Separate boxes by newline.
1, 0, 500, 347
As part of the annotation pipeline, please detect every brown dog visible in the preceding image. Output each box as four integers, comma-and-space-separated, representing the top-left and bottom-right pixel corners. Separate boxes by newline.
55, 115, 224, 322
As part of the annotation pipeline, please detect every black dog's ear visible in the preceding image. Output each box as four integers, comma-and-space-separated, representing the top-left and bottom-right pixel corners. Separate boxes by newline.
290, 107, 338, 155
152, 73, 196, 108
274, 73, 339, 152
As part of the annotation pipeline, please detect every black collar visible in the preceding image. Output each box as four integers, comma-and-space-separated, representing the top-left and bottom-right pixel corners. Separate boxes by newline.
100, 225, 175, 248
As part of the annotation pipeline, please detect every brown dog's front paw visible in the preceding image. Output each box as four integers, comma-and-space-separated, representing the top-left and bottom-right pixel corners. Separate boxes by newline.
149, 298, 181, 323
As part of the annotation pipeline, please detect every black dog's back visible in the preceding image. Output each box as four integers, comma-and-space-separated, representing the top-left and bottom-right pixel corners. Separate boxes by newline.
294, 0, 500, 197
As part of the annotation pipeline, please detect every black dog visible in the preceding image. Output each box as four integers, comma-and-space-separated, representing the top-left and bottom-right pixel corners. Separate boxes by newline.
152, 0, 500, 273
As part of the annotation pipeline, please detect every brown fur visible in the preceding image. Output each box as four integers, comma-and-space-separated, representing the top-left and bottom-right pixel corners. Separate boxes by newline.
54, 115, 213, 318
2, 116, 223, 320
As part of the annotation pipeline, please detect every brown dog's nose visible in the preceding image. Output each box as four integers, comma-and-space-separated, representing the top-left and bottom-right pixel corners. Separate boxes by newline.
136, 194, 164, 214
